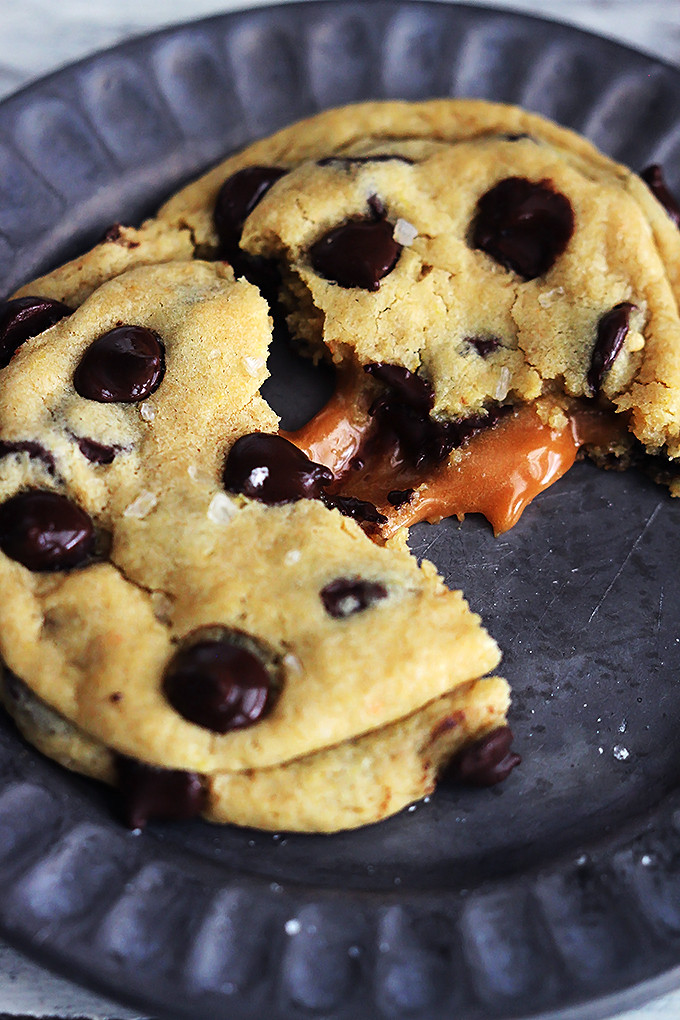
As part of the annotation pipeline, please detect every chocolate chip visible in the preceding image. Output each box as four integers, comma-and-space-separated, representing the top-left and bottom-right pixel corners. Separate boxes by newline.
115, 756, 206, 830
448, 726, 521, 786
323, 492, 387, 525
74, 325, 165, 403
317, 155, 415, 168
321, 577, 388, 618
163, 636, 277, 733
0, 440, 56, 474
214, 165, 287, 260
472, 177, 574, 280
223, 433, 332, 504
309, 219, 401, 290
367, 364, 507, 470
588, 302, 637, 396
467, 336, 500, 357
0, 490, 95, 571
387, 488, 414, 507
0, 296, 72, 369
364, 363, 434, 411
640, 164, 680, 228
76, 437, 118, 464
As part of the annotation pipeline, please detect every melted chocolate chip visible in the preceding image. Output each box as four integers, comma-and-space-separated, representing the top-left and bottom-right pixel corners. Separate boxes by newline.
310, 219, 401, 290
641, 165, 680, 228
0, 490, 95, 571
317, 155, 415, 168
76, 437, 118, 464
223, 433, 333, 504
323, 492, 387, 525
0, 296, 72, 369
0, 440, 55, 474
321, 577, 388, 618
472, 177, 574, 280
214, 166, 287, 260
387, 488, 414, 507
467, 336, 500, 357
365, 363, 434, 411
163, 637, 276, 733
448, 726, 521, 786
115, 756, 206, 830
588, 302, 637, 396
367, 365, 507, 470
74, 325, 165, 403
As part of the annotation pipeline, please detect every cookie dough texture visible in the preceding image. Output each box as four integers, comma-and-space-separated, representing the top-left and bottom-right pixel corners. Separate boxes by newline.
0, 257, 502, 831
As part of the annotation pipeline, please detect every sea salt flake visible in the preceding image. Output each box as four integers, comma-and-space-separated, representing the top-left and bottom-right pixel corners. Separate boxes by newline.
123, 491, 157, 519
244, 355, 266, 377
393, 218, 418, 246
151, 591, 173, 623
187, 464, 199, 480
613, 744, 630, 761
284, 549, 301, 566
283, 652, 302, 677
139, 401, 156, 422
640, 854, 653, 867
537, 286, 565, 308
494, 365, 511, 401
337, 595, 361, 617
208, 492, 238, 525
619, 718, 628, 733
285, 919, 301, 936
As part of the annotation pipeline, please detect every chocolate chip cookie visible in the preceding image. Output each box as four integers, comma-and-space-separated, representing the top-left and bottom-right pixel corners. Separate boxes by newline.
0, 258, 505, 832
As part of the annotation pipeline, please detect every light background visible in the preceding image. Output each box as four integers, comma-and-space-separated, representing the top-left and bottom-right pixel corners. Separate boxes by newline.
0, 1, 679, 1018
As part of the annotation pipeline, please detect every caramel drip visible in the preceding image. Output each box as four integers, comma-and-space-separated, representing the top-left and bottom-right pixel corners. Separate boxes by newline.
285, 373, 625, 537
282, 369, 372, 475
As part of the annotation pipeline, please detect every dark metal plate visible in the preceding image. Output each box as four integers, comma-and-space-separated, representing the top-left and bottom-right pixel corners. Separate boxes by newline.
2, 3, 680, 1018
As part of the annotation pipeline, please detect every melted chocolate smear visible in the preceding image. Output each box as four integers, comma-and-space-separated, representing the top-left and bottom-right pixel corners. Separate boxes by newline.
317, 155, 415, 168
472, 177, 574, 280
0, 490, 95, 572
0, 440, 55, 474
467, 336, 500, 357
588, 302, 636, 396
310, 218, 401, 291
0, 296, 72, 369
323, 492, 386, 525
387, 487, 414, 507
76, 437, 118, 464
364, 363, 433, 411
367, 364, 507, 469
214, 166, 287, 261
321, 577, 388, 618
163, 638, 276, 733
447, 726, 521, 786
224, 433, 332, 504
74, 325, 165, 403
115, 756, 206, 830
641, 165, 680, 228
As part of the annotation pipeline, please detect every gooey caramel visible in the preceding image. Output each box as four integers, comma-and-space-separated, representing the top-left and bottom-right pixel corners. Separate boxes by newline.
284, 372, 624, 538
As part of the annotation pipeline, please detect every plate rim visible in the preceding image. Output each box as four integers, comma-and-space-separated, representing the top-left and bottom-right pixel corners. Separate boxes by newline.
2, 3, 680, 1019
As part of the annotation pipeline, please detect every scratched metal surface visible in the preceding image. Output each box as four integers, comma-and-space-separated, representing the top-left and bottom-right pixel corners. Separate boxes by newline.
2, 3, 680, 1020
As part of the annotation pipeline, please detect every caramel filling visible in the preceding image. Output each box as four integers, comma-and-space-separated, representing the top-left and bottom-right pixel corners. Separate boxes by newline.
285, 373, 625, 537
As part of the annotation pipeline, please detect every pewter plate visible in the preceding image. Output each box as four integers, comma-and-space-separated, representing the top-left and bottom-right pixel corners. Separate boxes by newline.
2, 3, 680, 1018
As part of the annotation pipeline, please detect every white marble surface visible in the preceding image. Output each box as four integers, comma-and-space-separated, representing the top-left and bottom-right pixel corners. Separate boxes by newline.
0, 0, 680, 1018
